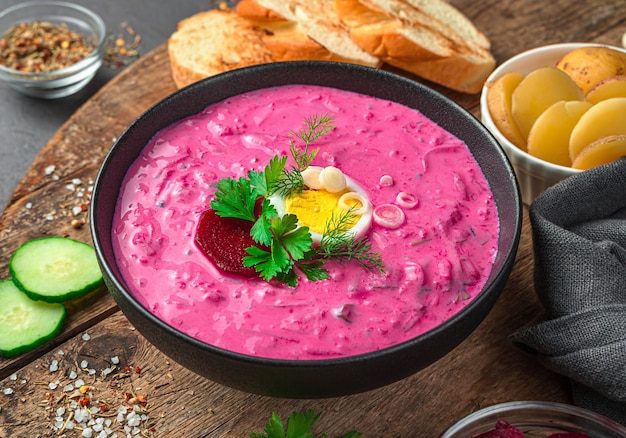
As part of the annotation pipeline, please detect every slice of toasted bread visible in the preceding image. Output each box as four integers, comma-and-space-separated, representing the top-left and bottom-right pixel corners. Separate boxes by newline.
334, 0, 451, 61
168, 10, 272, 88
168, 9, 362, 89
334, 0, 495, 93
252, 0, 381, 67
367, 0, 491, 51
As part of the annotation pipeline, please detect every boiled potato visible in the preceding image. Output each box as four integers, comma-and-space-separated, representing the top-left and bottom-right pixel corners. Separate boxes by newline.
556, 46, 626, 94
527, 100, 592, 167
486, 71, 527, 150
585, 75, 626, 104
511, 67, 584, 140
571, 135, 626, 170
569, 97, 626, 161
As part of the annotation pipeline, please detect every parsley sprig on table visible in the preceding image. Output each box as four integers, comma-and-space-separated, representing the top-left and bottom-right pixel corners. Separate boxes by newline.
210, 114, 384, 287
250, 410, 362, 438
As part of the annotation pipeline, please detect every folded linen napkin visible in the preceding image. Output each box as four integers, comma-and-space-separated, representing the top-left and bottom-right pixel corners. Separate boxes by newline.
510, 157, 626, 426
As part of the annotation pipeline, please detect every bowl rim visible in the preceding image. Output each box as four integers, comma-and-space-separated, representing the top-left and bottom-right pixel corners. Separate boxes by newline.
480, 42, 626, 176
440, 400, 626, 436
0, 0, 106, 80
91, 60, 522, 369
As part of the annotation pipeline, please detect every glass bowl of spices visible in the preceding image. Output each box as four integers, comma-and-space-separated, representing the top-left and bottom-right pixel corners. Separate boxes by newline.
0, 1, 106, 99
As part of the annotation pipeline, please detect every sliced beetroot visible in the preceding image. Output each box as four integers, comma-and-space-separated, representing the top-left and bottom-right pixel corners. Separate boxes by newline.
473, 420, 524, 438
195, 209, 260, 277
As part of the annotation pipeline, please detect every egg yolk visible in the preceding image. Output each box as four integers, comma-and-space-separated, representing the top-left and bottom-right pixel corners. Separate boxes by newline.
284, 189, 362, 234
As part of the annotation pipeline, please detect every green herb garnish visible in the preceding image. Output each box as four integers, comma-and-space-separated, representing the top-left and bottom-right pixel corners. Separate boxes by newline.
250, 410, 362, 438
210, 114, 384, 287
289, 113, 334, 171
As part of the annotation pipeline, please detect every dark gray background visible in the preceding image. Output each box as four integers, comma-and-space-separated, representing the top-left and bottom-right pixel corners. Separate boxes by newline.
0, 0, 229, 210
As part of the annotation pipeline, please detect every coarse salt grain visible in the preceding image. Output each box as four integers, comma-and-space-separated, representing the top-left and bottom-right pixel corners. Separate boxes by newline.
25, 202, 32, 209
69, 370, 78, 379
74, 379, 85, 388
45, 165, 56, 175
72, 206, 83, 216
9, 373, 16, 381
48, 382, 58, 390
82, 333, 91, 341
72, 178, 82, 185
49, 360, 59, 372
111, 356, 120, 365
80, 360, 89, 368
3, 388, 13, 395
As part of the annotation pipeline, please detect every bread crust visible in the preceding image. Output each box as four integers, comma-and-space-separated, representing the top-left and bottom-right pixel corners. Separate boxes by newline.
168, 1, 496, 93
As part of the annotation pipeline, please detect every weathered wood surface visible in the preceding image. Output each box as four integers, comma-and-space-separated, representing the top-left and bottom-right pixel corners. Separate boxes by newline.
1, 0, 625, 436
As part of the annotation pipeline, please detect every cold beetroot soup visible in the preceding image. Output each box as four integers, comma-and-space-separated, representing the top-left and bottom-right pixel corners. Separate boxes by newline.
112, 84, 499, 360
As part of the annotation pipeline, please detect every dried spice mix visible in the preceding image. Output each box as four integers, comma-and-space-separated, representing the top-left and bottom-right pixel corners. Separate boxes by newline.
0, 21, 95, 73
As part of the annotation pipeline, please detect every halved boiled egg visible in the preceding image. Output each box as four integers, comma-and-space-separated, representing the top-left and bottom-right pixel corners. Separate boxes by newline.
269, 168, 372, 244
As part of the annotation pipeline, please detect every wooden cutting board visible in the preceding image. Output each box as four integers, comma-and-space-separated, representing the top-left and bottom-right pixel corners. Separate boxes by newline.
0, 43, 570, 437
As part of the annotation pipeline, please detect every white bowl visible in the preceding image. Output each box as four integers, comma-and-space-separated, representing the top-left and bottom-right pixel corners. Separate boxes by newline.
480, 43, 626, 205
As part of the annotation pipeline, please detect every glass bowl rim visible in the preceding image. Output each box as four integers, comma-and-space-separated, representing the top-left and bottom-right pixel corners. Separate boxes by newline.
0, 0, 107, 80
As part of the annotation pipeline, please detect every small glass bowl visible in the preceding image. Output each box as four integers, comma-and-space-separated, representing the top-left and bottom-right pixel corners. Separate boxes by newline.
440, 401, 626, 437
0, 1, 106, 99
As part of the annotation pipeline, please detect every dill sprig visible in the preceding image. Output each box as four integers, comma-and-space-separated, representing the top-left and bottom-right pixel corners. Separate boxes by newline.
289, 113, 334, 171
319, 208, 385, 272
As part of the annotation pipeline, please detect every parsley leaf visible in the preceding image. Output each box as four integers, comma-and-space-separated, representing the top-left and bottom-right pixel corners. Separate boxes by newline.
250, 199, 277, 246
211, 176, 257, 222
255, 155, 288, 197
250, 410, 362, 438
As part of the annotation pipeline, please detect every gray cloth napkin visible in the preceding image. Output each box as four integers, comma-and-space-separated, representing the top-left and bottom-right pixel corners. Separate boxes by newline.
509, 157, 626, 426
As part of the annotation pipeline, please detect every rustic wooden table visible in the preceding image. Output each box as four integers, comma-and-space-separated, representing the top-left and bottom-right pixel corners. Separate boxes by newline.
1, 1, 624, 436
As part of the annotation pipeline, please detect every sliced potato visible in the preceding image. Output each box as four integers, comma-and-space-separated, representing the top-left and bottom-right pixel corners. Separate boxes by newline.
585, 75, 626, 104
527, 100, 592, 167
569, 97, 626, 161
571, 135, 626, 170
556, 46, 626, 94
511, 66, 584, 140
486, 71, 527, 150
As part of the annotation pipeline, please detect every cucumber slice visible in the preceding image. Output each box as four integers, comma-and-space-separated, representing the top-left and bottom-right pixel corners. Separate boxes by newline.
9, 236, 103, 303
0, 279, 66, 358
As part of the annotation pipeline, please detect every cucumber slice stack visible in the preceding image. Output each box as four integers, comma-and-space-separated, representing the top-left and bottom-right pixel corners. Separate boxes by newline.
0, 236, 103, 358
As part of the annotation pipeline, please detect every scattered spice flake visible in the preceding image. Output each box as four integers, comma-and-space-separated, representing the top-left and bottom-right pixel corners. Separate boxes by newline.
104, 22, 140, 69
37, 353, 154, 436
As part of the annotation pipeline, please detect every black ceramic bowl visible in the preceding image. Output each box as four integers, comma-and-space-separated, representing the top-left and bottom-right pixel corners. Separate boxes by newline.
91, 61, 522, 398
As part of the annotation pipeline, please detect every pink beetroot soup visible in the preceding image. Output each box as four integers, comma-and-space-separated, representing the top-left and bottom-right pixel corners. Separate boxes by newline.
112, 85, 499, 360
